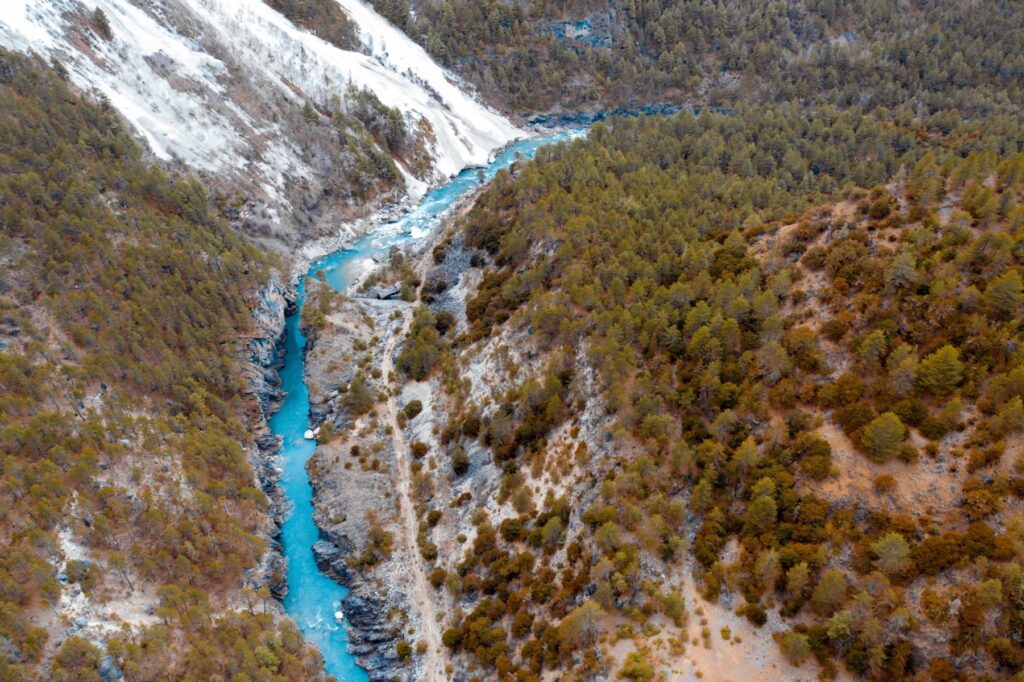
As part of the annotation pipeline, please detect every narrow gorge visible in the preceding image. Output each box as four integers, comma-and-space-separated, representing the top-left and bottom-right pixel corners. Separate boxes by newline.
271, 129, 583, 680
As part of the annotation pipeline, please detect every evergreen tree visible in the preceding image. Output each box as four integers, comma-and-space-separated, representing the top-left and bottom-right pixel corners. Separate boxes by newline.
871, 532, 911, 577
861, 412, 906, 462
344, 373, 374, 415
984, 270, 1022, 320
915, 345, 964, 395
786, 562, 810, 598
302, 100, 318, 124
779, 631, 811, 665
744, 495, 778, 534
559, 600, 605, 647
811, 568, 848, 615
755, 548, 781, 592
858, 330, 888, 367
91, 8, 112, 41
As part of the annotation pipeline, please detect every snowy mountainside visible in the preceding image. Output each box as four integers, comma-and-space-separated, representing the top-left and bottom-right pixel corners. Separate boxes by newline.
334, 0, 488, 127
0, 0, 521, 247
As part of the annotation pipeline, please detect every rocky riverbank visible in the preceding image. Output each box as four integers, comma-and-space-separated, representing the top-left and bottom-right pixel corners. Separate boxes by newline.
311, 539, 411, 682
239, 267, 412, 681
299, 282, 423, 681
246, 187, 464, 681
238, 274, 294, 600
293, 223, 546, 682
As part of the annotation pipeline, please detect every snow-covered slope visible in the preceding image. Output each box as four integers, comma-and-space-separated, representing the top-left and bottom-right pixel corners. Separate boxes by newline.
0, 0, 521, 244
335, 0, 493, 133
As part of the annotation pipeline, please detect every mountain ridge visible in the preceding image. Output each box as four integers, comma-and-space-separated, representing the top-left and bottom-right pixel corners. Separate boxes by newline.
0, 0, 521, 250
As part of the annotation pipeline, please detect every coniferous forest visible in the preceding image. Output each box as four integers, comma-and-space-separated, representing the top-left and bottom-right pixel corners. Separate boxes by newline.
375, 2, 1024, 678
430, 103, 1024, 681
369, 0, 1024, 115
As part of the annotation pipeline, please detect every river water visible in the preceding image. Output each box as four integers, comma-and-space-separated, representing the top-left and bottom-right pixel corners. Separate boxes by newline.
268, 128, 584, 680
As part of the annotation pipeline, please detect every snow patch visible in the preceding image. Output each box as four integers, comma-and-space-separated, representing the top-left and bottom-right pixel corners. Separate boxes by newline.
1, 0, 249, 169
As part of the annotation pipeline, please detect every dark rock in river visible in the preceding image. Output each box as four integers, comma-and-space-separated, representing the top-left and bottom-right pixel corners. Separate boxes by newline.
311, 538, 412, 681
342, 593, 405, 682
311, 539, 357, 585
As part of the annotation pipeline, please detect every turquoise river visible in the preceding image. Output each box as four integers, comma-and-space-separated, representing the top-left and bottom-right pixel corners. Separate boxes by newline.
268, 128, 584, 679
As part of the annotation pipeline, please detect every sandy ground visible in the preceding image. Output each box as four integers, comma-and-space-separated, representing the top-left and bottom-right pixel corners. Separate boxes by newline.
811, 421, 964, 515
811, 416, 1024, 519
601, 561, 847, 682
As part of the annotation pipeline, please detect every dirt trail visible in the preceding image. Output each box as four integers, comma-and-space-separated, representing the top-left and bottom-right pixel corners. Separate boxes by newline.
381, 326, 447, 679
378, 227, 463, 680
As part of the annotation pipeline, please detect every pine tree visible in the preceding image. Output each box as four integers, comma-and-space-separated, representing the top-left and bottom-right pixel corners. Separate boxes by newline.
861, 412, 906, 462
733, 436, 759, 477
91, 8, 112, 41
52, 637, 103, 681
915, 345, 964, 395
786, 562, 809, 598
755, 548, 780, 592
541, 517, 564, 549
886, 253, 918, 290
992, 396, 1024, 436
871, 532, 911, 577
559, 600, 605, 647
759, 341, 792, 385
858, 329, 888, 367
827, 610, 853, 639
887, 345, 917, 397
984, 270, 1022, 319
811, 568, 848, 615
451, 445, 469, 476
344, 373, 374, 415
779, 631, 811, 665
744, 495, 777, 534
302, 100, 318, 124
691, 476, 714, 514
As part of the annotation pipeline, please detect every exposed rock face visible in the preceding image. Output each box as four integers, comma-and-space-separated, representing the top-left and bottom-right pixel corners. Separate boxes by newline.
545, 13, 616, 49
309, 444, 421, 682
312, 541, 407, 682
295, 221, 523, 682
241, 276, 289, 481
342, 593, 406, 682
238, 275, 292, 596
246, 275, 290, 415
525, 103, 682, 128
302, 283, 401, 427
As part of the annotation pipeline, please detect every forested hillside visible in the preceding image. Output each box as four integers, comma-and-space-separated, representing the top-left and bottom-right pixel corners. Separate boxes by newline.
408, 102, 1024, 679
0, 50, 322, 680
353, 5, 1024, 678
370, 0, 1024, 115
